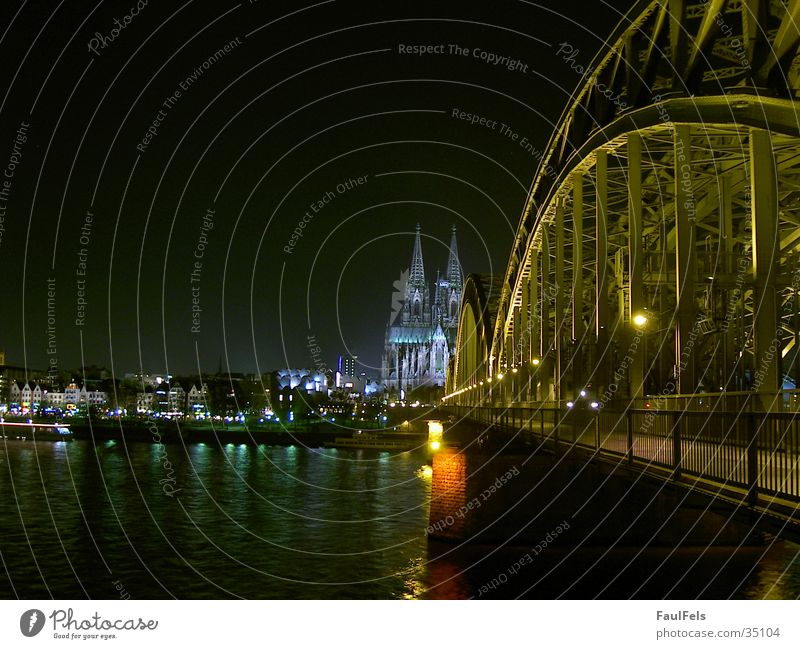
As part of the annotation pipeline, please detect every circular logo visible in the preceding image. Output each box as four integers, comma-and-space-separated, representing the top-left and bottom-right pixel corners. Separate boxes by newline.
20, 609, 45, 637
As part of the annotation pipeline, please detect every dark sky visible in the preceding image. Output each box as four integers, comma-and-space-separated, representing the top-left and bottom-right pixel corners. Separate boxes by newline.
0, 0, 636, 379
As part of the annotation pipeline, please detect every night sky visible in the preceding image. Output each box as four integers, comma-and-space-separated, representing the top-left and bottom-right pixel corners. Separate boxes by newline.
0, 0, 634, 379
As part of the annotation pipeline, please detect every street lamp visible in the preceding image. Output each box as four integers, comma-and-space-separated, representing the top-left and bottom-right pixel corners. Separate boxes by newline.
631, 310, 652, 402
428, 420, 443, 452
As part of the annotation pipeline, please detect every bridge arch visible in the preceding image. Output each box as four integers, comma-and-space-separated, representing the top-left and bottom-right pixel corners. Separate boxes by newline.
448, 0, 800, 411
447, 275, 502, 400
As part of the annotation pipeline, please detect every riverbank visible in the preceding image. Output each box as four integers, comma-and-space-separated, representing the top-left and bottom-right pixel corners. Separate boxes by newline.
65, 420, 427, 449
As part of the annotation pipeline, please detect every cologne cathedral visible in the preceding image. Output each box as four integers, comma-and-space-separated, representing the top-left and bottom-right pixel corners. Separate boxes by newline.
382, 225, 462, 396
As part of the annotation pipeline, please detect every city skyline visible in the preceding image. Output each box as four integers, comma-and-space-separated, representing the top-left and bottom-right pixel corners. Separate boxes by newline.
8, 0, 794, 618
0, 0, 627, 378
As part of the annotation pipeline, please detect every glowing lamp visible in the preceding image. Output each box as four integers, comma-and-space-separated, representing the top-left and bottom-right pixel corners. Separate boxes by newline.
428, 420, 444, 452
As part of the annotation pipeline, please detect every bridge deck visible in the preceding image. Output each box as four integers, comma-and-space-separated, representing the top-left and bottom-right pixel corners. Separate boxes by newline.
445, 406, 800, 526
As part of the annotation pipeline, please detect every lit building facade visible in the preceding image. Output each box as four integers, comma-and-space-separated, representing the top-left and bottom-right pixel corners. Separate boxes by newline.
382, 225, 462, 395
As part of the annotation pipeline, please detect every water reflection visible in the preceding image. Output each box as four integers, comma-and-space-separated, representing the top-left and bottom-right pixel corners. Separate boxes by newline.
0, 440, 430, 598
0, 440, 798, 599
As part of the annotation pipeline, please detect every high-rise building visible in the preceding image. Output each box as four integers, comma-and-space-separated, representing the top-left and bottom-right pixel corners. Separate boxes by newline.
382, 225, 462, 395
336, 355, 359, 390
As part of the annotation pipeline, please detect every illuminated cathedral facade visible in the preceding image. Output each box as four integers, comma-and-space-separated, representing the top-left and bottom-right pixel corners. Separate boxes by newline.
381, 225, 462, 396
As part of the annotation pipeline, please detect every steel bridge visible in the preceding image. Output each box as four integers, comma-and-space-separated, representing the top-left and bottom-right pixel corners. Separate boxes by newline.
441, 0, 800, 523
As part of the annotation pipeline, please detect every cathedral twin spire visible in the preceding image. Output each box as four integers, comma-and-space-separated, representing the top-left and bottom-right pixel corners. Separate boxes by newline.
401, 224, 461, 328
446, 224, 462, 289
409, 223, 461, 289
409, 223, 427, 291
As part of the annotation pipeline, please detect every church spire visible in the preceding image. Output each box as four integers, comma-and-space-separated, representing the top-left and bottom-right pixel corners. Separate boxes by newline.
409, 223, 426, 288
446, 224, 462, 287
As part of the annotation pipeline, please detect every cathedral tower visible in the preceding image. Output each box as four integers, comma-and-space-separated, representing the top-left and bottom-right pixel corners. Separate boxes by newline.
401, 224, 431, 326
382, 225, 463, 395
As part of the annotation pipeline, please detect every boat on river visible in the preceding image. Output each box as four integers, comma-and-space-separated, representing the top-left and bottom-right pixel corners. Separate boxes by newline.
324, 431, 423, 450
0, 421, 73, 441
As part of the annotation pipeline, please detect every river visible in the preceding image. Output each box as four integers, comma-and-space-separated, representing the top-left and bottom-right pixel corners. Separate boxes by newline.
1, 440, 798, 599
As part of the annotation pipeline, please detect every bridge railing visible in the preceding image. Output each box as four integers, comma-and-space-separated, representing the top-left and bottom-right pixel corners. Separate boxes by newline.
444, 405, 800, 504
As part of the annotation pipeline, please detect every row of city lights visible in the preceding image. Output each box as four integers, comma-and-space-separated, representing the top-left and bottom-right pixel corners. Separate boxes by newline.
443, 378, 599, 409
441, 312, 650, 403
441, 363, 527, 402
441, 369, 599, 409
